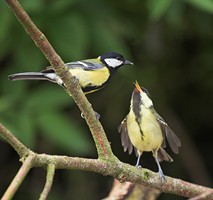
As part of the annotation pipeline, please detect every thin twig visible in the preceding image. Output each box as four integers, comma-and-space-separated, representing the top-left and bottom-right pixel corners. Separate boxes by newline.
0, 123, 29, 157
39, 163, 56, 200
1, 153, 35, 200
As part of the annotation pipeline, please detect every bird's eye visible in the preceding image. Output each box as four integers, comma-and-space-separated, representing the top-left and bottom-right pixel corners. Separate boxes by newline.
115, 56, 123, 61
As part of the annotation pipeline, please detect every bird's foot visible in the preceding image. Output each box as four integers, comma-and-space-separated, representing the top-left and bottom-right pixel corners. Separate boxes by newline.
135, 164, 142, 169
158, 170, 166, 183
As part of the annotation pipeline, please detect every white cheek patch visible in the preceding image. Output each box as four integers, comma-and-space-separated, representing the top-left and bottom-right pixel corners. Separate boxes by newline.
104, 58, 123, 68
141, 93, 153, 108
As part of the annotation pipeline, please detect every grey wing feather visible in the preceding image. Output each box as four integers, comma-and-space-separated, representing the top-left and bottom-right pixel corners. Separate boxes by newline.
118, 117, 134, 155
157, 147, 173, 162
66, 60, 104, 70
41, 60, 104, 73
153, 109, 181, 154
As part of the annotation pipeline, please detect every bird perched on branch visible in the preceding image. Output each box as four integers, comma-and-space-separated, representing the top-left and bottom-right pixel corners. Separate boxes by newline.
8, 52, 133, 94
118, 81, 181, 182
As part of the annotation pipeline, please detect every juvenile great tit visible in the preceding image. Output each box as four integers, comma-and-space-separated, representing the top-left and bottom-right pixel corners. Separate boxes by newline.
8, 52, 133, 94
118, 81, 181, 182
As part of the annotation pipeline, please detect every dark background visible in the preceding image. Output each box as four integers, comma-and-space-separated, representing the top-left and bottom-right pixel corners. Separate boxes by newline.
0, 0, 213, 199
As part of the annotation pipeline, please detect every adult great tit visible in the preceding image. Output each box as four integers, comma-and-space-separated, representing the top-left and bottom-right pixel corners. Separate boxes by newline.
118, 81, 181, 182
8, 52, 133, 94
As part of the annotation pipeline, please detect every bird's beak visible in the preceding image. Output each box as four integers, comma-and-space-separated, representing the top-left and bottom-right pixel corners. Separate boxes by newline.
134, 81, 142, 92
124, 60, 133, 65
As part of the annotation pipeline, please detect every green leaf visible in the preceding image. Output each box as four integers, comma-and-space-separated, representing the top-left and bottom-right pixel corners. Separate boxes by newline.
148, 0, 173, 21
186, 0, 213, 14
37, 112, 92, 154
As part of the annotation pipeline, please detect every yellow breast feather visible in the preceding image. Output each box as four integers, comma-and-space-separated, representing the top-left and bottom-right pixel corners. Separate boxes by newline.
70, 67, 110, 88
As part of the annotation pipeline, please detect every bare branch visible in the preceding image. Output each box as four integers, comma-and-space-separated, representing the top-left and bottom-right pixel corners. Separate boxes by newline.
104, 180, 135, 200
1, 122, 213, 199
0, 123, 29, 157
1, 153, 35, 200
39, 163, 56, 200
104, 180, 160, 200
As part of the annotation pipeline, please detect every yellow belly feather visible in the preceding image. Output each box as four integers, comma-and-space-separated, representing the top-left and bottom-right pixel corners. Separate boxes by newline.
127, 108, 163, 153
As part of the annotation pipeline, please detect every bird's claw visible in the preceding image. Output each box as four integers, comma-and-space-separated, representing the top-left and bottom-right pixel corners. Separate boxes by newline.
158, 170, 166, 183
135, 165, 142, 169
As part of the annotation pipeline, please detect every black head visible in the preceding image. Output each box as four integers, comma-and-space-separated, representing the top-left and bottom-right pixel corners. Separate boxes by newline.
99, 52, 133, 69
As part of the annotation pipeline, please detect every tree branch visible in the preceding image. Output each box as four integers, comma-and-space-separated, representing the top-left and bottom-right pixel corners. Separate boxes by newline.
104, 180, 161, 200
189, 191, 213, 200
39, 163, 56, 200
1, 122, 213, 199
1, 153, 35, 200
4, 0, 113, 159
104, 180, 135, 200
0, 123, 29, 157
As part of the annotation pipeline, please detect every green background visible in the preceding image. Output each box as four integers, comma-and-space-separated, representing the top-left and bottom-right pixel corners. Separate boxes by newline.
0, 0, 213, 199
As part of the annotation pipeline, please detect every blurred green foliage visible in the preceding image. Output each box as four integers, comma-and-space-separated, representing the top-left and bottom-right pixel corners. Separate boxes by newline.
0, 0, 213, 199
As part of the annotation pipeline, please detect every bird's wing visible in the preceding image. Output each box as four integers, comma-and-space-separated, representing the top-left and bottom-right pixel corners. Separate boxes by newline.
41, 59, 104, 73
153, 109, 181, 154
66, 59, 104, 70
118, 116, 134, 155
157, 147, 173, 162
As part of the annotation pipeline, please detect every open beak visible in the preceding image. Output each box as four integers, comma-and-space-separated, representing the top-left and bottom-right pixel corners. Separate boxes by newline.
124, 60, 133, 65
134, 81, 142, 92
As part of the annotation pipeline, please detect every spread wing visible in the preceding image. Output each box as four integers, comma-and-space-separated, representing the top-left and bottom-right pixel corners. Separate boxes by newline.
41, 59, 104, 73
118, 117, 134, 155
153, 109, 181, 154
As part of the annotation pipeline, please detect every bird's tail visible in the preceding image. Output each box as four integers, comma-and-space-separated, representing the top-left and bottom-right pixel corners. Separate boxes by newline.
8, 72, 50, 81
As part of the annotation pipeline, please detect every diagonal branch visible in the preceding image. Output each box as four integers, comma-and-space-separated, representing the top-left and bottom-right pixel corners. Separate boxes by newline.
5, 0, 113, 159
1, 153, 36, 200
0, 123, 29, 157
39, 163, 56, 200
